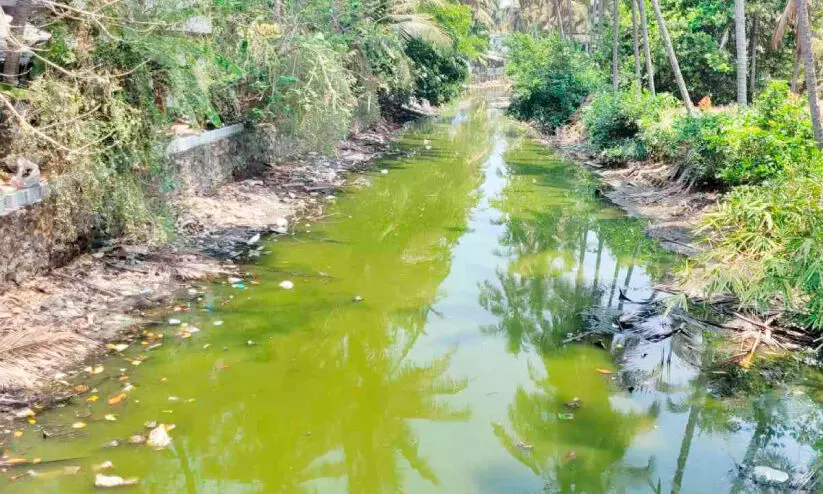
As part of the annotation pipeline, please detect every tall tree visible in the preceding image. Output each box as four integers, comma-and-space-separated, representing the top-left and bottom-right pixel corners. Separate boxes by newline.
631, 0, 643, 83
796, 0, 823, 146
650, 0, 695, 113
734, 0, 748, 107
597, 0, 607, 50
749, 16, 758, 101
612, 0, 620, 89
554, 0, 566, 39
637, 0, 656, 94
790, 53, 801, 92
564, 0, 574, 39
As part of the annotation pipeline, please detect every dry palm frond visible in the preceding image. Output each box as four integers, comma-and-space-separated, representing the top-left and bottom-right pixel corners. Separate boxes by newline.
392, 14, 451, 47
474, 9, 495, 26
772, 0, 797, 50
0, 329, 96, 391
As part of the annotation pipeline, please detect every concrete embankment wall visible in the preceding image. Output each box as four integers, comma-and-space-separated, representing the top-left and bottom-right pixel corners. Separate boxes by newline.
0, 124, 250, 288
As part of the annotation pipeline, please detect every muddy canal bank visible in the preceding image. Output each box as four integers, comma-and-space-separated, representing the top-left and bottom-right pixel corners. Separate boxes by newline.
0, 122, 399, 417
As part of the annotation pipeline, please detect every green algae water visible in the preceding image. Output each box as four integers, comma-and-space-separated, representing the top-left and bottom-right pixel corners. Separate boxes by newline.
4, 94, 823, 493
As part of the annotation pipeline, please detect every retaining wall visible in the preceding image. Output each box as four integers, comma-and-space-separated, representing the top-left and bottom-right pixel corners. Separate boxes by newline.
0, 124, 247, 289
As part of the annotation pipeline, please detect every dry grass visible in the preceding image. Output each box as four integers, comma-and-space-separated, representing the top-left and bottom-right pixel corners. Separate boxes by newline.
0, 329, 96, 391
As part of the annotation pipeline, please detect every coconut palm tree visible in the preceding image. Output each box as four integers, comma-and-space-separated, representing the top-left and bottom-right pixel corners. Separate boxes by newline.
734, 0, 748, 107
772, 0, 823, 146
612, 0, 620, 89
637, 0, 656, 94
750, 16, 758, 99
649, 0, 695, 114
631, 0, 642, 84
795, 0, 823, 146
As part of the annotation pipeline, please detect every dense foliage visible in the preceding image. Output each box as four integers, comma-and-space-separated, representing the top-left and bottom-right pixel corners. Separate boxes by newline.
503, 0, 823, 330
590, 0, 796, 105
0, 0, 487, 241
505, 34, 602, 129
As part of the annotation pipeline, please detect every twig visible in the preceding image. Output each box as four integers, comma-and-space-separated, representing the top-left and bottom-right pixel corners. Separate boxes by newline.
733, 312, 777, 331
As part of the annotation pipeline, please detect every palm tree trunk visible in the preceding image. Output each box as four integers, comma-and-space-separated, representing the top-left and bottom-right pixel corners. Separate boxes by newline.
650, 0, 695, 114
612, 0, 620, 90
554, 0, 566, 39
734, 0, 748, 107
797, 0, 823, 147
749, 16, 758, 101
791, 52, 801, 92
637, 0, 655, 94
2, 2, 32, 86
564, 0, 574, 39
631, 0, 642, 84
597, 0, 607, 50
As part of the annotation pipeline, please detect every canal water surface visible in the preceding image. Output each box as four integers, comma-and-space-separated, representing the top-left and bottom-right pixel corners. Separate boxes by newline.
4, 94, 823, 493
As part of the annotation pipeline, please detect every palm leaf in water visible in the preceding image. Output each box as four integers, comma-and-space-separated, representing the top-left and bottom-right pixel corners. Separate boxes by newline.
0, 329, 95, 391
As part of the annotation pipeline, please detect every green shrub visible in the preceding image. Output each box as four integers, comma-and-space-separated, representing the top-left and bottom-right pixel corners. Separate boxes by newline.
710, 82, 822, 185
700, 174, 823, 329
506, 34, 602, 130
405, 38, 470, 106
582, 89, 678, 152
664, 112, 729, 186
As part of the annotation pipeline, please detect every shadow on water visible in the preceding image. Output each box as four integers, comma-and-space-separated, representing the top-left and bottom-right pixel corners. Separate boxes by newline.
4, 92, 823, 493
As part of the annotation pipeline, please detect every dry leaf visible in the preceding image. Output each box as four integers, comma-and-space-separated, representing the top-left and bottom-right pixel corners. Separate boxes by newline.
107, 393, 127, 406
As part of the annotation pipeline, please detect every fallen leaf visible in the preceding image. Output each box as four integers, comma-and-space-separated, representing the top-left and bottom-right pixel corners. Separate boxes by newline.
104, 414, 117, 422
95, 474, 139, 488
595, 368, 613, 375
107, 393, 127, 406
128, 435, 146, 445
93, 461, 114, 471
86, 395, 99, 403
14, 408, 35, 418
13, 431, 23, 438
147, 424, 172, 449
72, 422, 87, 429
74, 385, 89, 394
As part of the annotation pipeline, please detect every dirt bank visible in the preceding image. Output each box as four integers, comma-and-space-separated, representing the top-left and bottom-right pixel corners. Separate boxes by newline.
539, 119, 819, 358
0, 121, 400, 418
543, 120, 717, 257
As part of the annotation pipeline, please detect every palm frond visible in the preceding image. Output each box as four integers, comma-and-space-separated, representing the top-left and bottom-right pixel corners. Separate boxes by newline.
474, 9, 495, 26
771, 0, 797, 50
392, 14, 451, 47
0, 329, 96, 390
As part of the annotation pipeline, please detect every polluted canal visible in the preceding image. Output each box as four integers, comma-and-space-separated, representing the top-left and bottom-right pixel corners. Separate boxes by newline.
4, 93, 823, 493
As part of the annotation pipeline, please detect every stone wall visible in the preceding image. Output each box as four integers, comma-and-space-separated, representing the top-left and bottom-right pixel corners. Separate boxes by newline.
167, 124, 247, 194
0, 179, 91, 287
0, 124, 248, 290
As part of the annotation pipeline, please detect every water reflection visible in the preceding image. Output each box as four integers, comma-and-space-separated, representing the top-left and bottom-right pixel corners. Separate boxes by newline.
4, 93, 823, 493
